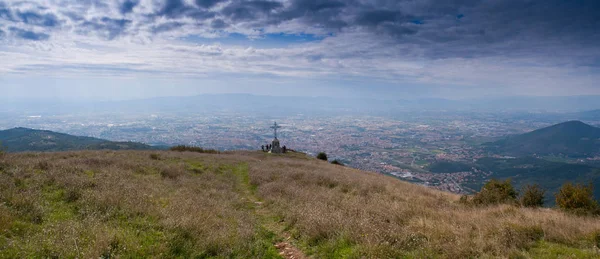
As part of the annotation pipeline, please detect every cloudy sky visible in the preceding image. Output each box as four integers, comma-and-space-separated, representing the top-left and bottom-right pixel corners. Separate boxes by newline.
0, 0, 599, 100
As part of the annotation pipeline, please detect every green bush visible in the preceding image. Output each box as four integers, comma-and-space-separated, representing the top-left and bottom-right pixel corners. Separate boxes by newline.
330, 160, 344, 166
520, 184, 545, 208
316, 152, 328, 161
472, 179, 517, 206
150, 153, 161, 160
555, 182, 598, 215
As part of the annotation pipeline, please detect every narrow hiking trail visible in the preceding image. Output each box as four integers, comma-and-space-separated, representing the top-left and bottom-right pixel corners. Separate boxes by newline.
234, 164, 307, 259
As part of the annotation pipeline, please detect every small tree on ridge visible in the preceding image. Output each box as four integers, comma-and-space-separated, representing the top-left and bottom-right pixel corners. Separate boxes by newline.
472, 179, 518, 206
555, 182, 598, 215
316, 152, 328, 161
520, 184, 545, 208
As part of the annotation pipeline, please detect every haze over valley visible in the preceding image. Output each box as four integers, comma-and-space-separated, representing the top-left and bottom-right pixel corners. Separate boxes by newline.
3, 96, 600, 205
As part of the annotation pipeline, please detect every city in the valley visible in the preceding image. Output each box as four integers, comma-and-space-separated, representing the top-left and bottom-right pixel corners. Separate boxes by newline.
4, 106, 599, 195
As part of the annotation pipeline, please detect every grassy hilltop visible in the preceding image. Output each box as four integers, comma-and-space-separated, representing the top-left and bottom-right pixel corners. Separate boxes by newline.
1, 150, 600, 258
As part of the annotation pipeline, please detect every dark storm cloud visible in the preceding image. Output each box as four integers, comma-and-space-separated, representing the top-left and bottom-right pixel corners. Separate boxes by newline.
221, 0, 283, 21
356, 10, 407, 26
62, 11, 85, 22
0, 0, 598, 63
154, 0, 215, 20
81, 17, 132, 40
0, 3, 13, 21
273, 0, 347, 29
195, 0, 227, 9
157, 0, 187, 18
17, 11, 60, 27
119, 0, 139, 14
9, 27, 49, 41
416, 0, 600, 59
211, 18, 228, 29
152, 21, 184, 33
287, 0, 346, 13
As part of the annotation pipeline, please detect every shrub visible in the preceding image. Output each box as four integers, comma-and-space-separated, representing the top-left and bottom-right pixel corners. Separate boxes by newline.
594, 232, 600, 249
150, 153, 161, 160
170, 145, 220, 154
34, 161, 50, 171
160, 165, 184, 179
330, 160, 344, 166
316, 152, 328, 161
501, 224, 545, 249
520, 184, 545, 208
555, 182, 598, 215
458, 195, 471, 205
472, 179, 517, 206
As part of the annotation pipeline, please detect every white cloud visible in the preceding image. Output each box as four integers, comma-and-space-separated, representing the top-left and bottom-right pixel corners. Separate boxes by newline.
0, 0, 599, 98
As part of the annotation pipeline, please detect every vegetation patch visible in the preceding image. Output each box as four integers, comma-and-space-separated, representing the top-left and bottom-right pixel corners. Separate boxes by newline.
170, 145, 220, 154
0, 151, 285, 258
185, 160, 206, 174
470, 179, 518, 206
520, 184, 546, 207
1, 150, 599, 258
556, 182, 599, 215
501, 224, 545, 249
525, 241, 600, 258
316, 152, 328, 161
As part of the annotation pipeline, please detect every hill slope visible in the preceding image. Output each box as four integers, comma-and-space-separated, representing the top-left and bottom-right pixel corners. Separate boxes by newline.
0, 127, 155, 152
0, 151, 599, 258
485, 121, 600, 157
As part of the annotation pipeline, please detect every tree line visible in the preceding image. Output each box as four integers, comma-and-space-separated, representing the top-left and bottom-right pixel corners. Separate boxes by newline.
461, 179, 600, 216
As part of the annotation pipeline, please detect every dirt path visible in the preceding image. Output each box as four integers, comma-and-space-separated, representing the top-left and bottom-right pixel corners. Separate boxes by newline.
275, 240, 306, 259
236, 165, 307, 259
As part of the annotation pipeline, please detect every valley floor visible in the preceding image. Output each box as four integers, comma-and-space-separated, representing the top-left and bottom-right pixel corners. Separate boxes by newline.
0, 150, 599, 258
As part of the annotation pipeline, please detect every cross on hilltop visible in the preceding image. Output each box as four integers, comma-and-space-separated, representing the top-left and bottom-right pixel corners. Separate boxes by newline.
262, 121, 286, 154
270, 121, 281, 139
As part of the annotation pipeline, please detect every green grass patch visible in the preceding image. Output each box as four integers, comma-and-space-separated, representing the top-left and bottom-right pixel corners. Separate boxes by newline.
305, 235, 360, 258
524, 241, 600, 258
185, 160, 206, 174
247, 226, 283, 259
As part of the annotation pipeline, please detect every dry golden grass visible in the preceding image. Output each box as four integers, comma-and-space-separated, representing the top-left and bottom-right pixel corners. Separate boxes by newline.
0, 151, 279, 258
0, 150, 599, 258
243, 151, 600, 258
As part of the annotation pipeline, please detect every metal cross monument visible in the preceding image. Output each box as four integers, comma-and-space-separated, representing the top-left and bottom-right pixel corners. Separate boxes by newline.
270, 122, 281, 139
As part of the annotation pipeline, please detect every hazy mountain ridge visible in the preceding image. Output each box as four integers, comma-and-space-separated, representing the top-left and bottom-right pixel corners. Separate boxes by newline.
0, 127, 156, 152
485, 121, 600, 157
424, 121, 600, 205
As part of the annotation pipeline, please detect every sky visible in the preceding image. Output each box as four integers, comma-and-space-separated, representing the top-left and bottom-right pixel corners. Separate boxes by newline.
0, 0, 599, 100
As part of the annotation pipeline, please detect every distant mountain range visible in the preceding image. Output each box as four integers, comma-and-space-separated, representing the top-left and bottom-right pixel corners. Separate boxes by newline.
3, 94, 600, 115
485, 121, 600, 157
0, 127, 156, 152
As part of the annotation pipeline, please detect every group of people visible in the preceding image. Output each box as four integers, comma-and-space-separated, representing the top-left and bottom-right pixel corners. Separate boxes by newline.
261, 144, 287, 153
